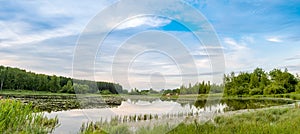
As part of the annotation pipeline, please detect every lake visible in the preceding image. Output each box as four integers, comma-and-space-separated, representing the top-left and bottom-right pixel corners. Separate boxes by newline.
45, 97, 294, 133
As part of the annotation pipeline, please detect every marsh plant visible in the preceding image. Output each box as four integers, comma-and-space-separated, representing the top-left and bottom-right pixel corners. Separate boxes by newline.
0, 99, 59, 133
81, 106, 300, 134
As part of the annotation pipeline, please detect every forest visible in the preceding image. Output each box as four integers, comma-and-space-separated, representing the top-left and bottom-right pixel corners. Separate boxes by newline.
0, 65, 123, 94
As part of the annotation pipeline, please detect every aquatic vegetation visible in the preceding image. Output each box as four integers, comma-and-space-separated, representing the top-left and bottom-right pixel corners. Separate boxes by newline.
169, 107, 300, 134
0, 99, 59, 133
80, 121, 130, 134
80, 104, 300, 134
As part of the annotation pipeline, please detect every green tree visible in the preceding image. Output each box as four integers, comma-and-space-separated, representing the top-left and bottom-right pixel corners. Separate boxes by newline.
0, 67, 7, 90
269, 68, 297, 93
49, 75, 61, 92
73, 83, 90, 94
296, 82, 300, 93
100, 89, 111, 95
61, 80, 73, 93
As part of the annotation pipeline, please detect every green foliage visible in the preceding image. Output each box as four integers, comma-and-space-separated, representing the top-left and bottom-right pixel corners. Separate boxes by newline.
61, 80, 74, 93
0, 65, 125, 94
80, 121, 130, 134
80, 107, 300, 134
161, 81, 217, 95
249, 88, 263, 95
100, 90, 112, 95
49, 75, 61, 92
296, 81, 300, 93
263, 84, 285, 95
74, 83, 90, 94
0, 99, 58, 133
224, 68, 299, 96
169, 108, 300, 134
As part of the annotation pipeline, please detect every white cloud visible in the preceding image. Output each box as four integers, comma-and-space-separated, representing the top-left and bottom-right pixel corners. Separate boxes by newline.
223, 37, 257, 71
223, 37, 247, 50
266, 36, 283, 43
0, 0, 115, 48
117, 17, 171, 30
0, 21, 76, 47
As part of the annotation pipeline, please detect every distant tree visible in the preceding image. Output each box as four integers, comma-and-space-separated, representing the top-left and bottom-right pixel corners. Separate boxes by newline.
148, 88, 159, 94
61, 80, 73, 93
0, 67, 7, 90
296, 82, 300, 93
73, 83, 90, 94
100, 90, 112, 95
49, 75, 61, 92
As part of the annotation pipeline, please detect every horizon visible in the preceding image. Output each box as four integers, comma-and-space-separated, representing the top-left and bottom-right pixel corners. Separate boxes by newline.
0, 64, 297, 91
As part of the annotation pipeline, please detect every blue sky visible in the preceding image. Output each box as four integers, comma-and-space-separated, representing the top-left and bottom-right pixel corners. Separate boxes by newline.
0, 0, 300, 90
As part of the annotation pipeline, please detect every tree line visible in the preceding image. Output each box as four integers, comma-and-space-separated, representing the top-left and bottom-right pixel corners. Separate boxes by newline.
156, 81, 223, 96
131, 68, 300, 96
224, 68, 300, 96
0, 65, 124, 94
1, 65, 300, 96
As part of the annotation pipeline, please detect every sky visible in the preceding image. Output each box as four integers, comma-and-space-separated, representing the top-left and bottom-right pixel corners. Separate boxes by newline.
0, 0, 300, 90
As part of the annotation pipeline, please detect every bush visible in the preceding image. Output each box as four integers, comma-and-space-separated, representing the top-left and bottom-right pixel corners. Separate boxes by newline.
100, 90, 112, 95
250, 88, 263, 95
264, 84, 285, 95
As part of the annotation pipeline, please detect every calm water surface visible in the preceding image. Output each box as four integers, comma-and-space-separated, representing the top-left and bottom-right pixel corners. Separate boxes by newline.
45, 98, 293, 134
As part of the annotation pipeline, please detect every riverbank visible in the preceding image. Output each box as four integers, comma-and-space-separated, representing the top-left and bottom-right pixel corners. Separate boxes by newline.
81, 103, 300, 134
169, 105, 300, 134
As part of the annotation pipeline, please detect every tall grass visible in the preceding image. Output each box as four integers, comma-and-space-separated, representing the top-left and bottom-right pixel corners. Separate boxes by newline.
80, 106, 300, 134
0, 99, 59, 133
169, 107, 300, 134
80, 121, 130, 134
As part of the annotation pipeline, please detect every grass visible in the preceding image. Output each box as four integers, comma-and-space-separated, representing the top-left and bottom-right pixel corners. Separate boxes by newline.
0, 99, 59, 133
80, 105, 300, 134
80, 119, 130, 134
169, 107, 300, 134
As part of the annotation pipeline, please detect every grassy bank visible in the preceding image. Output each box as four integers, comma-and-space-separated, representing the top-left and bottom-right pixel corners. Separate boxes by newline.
0, 99, 59, 133
169, 106, 300, 134
0, 89, 75, 96
80, 104, 300, 134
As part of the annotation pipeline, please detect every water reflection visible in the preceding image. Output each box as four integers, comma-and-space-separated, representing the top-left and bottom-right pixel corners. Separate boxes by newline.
45, 98, 294, 133
46, 99, 225, 133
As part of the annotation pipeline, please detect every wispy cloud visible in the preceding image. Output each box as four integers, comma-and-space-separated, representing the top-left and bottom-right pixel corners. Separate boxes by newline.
117, 17, 171, 30
266, 36, 283, 43
222, 37, 258, 70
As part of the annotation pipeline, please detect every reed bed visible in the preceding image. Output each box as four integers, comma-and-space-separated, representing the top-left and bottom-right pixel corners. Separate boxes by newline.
0, 99, 59, 133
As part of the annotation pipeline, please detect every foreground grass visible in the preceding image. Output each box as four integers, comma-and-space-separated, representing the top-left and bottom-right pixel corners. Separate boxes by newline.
169, 107, 300, 134
0, 99, 59, 133
80, 105, 300, 134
